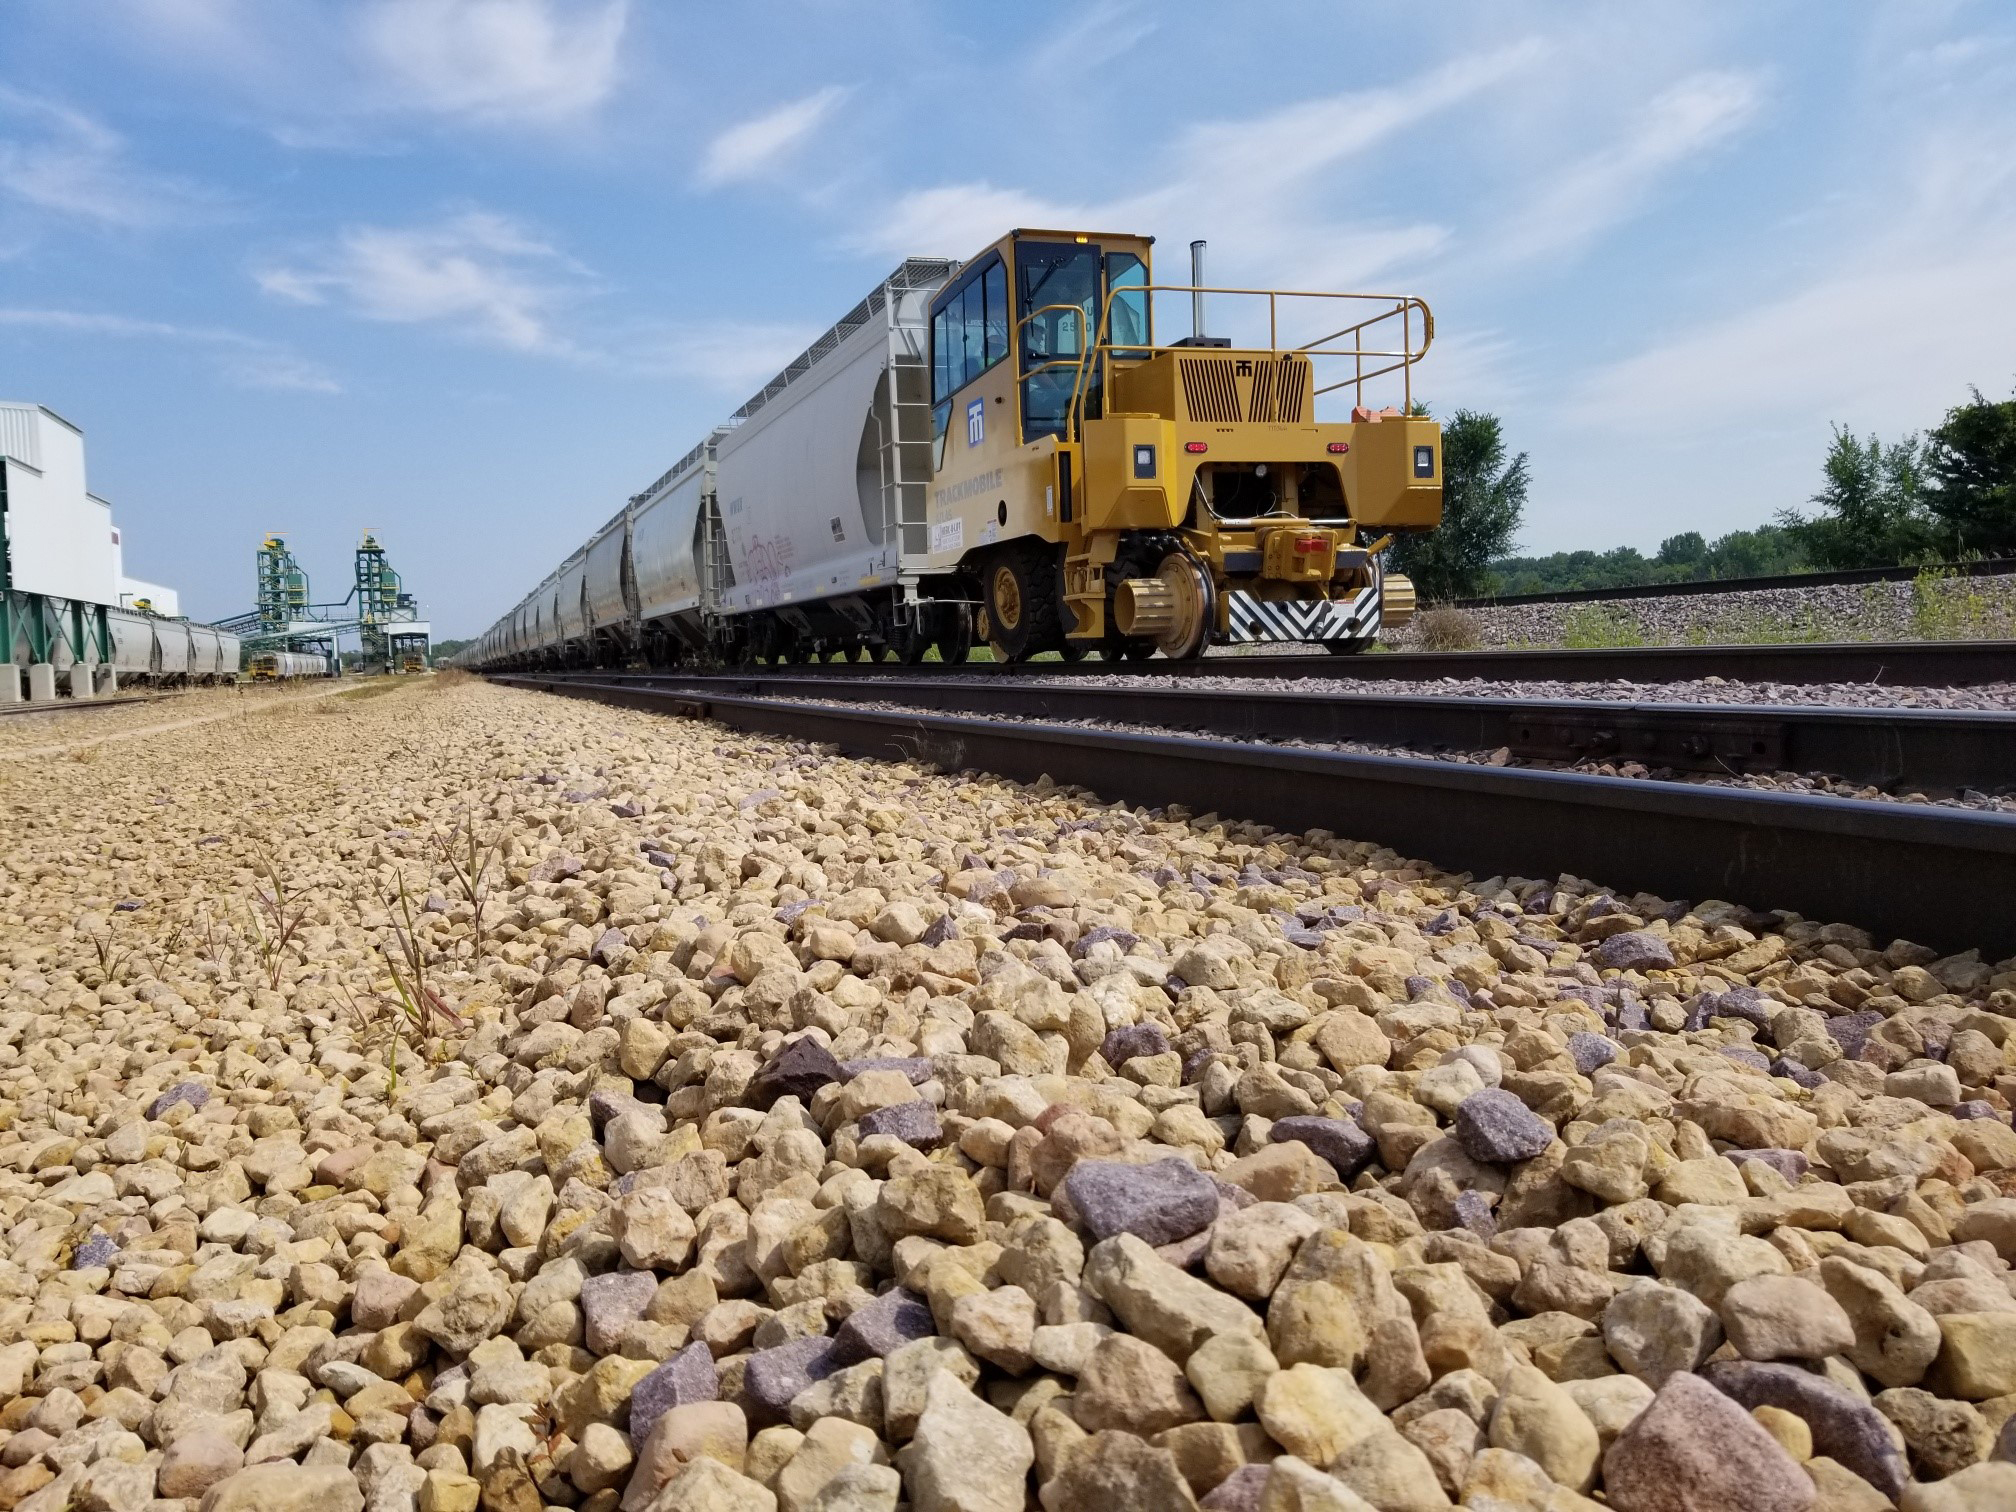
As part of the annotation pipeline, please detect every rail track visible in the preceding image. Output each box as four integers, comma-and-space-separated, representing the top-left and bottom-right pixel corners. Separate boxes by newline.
524, 670, 2015, 795
555, 638, 2016, 687
497, 671, 2016, 957
0, 694, 155, 719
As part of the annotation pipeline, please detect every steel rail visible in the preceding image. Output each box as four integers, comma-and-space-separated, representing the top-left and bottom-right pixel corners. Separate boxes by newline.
0, 694, 155, 719
496, 674, 2016, 958
512, 671, 2016, 795
559, 639, 2016, 688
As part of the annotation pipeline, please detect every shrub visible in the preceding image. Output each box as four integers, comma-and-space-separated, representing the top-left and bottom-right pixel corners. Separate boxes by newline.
1412, 606, 1481, 651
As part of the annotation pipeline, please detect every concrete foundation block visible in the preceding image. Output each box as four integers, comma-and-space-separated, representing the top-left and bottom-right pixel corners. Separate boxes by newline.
0, 666, 20, 704
96, 666, 118, 695
26, 663, 57, 702
67, 664, 96, 700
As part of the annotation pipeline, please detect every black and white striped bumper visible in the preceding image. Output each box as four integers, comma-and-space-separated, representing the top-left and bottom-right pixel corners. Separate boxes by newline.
1224, 582, 1382, 644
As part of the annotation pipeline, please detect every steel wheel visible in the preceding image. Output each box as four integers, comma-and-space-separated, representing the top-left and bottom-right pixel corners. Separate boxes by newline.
1146, 552, 1215, 659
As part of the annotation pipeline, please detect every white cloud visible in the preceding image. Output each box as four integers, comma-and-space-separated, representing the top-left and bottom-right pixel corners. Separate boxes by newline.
631, 321, 824, 392
697, 86, 851, 190
1492, 70, 1763, 262
851, 41, 1544, 274
852, 182, 1087, 261
0, 88, 216, 228
1024, 1, 1157, 79
257, 210, 592, 354
0, 306, 340, 392
355, 0, 629, 124
1577, 239, 2016, 434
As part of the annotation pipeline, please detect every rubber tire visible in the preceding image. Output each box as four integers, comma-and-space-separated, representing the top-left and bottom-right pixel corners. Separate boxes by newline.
982, 546, 1062, 664
1323, 637, 1375, 656
1056, 642, 1087, 663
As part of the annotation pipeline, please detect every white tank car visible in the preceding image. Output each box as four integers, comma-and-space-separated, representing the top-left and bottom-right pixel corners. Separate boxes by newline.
106, 609, 156, 681
627, 437, 715, 657
582, 504, 631, 660
188, 623, 223, 682
154, 620, 196, 683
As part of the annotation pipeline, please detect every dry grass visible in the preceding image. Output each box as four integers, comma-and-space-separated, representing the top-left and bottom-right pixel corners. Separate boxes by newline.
1412, 606, 1482, 652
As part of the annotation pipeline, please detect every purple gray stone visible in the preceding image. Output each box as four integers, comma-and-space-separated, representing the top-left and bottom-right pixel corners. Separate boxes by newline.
1612, 996, 1651, 1033
1269, 1116, 1375, 1180
1404, 975, 1437, 1001
1699, 1359, 1907, 1499
919, 913, 958, 948
1063, 1156, 1220, 1246
1952, 1100, 2001, 1121
856, 1101, 944, 1150
580, 1270, 657, 1356
1686, 986, 1772, 1032
832, 1288, 935, 1365
1590, 930, 1675, 973
1724, 1148, 1810, 1182
592, 928, 627, 966
1605, 1371, 1821, 1512
1071, 925, 1139, 959
749, 1037, 845, 1107
1720, 1045, 1771, 1073
1567, 1032, 1619, 1076
1770, 1057, 1824, 1089
742, 1336, 839, 1425
1200, 1464, 1269, 1511
629, 1341, 717, 1440
146, 1081, 209, 1119
1099, 1023, 1170, 1068
1452, 1190, 1498, 1240
1822, 1010, 1884, 1059
1453, 1089, 1555, 1165
73, 1233, 118, 1269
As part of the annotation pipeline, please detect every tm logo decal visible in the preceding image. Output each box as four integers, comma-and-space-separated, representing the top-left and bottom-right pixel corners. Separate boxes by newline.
966, 397, 985, 447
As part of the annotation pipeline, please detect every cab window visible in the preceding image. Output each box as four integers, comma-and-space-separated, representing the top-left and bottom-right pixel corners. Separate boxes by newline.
1107, 252, 1150, 356
931, 255, 1011, 450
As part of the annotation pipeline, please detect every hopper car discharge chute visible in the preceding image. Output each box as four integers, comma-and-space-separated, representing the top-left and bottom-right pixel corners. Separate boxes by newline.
468, 230, 1441, 669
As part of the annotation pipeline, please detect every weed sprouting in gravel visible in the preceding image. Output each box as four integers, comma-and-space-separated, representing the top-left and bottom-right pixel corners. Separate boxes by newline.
1911, 567, 2016, 640
246, 852, 310, 991
1559, 605, 1649, 648
433, 805, 507, 959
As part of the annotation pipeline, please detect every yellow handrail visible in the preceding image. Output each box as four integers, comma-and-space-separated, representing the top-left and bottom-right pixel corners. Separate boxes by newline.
1009, 283, 1436, 442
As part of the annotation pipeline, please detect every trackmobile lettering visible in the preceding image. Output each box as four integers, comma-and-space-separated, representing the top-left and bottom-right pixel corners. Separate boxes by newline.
933, 468, 1002, 508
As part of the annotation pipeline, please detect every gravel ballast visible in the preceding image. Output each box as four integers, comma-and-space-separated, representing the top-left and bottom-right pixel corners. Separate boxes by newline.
1, 675, 2014, 1512
1387, 574, 2016, 651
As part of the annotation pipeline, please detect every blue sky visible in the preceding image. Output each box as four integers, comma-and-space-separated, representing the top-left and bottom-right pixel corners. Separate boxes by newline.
4, 1, 2014, 636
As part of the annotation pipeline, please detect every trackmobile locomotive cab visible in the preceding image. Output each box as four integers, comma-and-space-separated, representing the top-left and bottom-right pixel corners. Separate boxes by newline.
472, 230, 1441, 668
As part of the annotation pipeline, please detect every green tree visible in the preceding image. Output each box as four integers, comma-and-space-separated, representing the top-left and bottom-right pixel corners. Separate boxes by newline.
1391, 408, 1528, 601
1924, 387, 2016, 556
1776, 425, 1933, 569
1656, 532, 1709, 571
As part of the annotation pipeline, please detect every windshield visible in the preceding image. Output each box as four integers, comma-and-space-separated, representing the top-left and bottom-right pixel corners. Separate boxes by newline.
1018, 242, 1102, 440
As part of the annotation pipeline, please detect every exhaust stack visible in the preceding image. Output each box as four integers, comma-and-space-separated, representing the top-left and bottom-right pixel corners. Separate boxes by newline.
1190, 240, 1207, 341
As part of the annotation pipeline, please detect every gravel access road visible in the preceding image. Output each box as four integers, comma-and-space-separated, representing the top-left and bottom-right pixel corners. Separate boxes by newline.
1, 675, 2014, 1512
